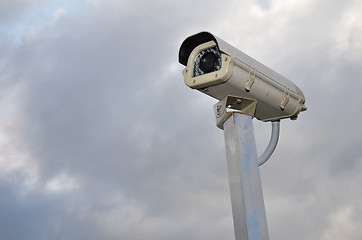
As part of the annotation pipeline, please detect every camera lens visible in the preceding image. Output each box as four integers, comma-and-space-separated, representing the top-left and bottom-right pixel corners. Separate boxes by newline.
193, 47, 222, 77
199, 52, 219, 73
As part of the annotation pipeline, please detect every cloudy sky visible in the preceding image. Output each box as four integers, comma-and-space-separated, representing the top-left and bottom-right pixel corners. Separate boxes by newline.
1, 0, 362, 239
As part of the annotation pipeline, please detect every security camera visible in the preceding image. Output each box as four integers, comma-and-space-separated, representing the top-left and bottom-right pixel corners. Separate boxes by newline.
178, 32, 307, 121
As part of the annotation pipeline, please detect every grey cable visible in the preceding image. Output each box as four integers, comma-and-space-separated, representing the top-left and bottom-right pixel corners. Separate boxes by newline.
258, 121, 280, 166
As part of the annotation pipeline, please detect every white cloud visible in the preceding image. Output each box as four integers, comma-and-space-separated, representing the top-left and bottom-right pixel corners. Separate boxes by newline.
45, 172, 80, 192
329, 3, 362, 62
0, 83, 39, 189
321, 206, 362, 240
52, 8, 65, 21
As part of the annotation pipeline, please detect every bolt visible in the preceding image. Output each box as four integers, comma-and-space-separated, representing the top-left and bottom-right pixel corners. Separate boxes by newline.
217, 105, 222, 112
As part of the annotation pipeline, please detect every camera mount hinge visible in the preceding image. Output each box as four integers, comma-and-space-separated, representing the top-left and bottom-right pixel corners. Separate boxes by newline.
279, 87, 291, 110
213, 96, 257, 130
245, 66, 256, 91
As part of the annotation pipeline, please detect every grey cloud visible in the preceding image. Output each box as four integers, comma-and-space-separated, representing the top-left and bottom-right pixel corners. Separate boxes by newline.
1, 1, 233, 239
0, 178, 112, 240
0, 0, 43, 24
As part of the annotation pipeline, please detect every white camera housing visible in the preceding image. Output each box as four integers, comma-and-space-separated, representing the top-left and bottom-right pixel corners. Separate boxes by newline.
179, 32, 307, 121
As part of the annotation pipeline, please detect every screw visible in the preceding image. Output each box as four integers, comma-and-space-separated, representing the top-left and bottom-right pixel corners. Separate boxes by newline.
217, 105, 222, 112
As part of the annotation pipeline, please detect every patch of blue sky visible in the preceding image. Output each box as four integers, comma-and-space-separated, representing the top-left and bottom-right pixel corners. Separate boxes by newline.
0, 0, 87, 43
256, 0, 270, 10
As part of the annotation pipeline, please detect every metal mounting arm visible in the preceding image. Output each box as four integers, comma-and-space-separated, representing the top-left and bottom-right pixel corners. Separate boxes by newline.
214, 96, 280, 166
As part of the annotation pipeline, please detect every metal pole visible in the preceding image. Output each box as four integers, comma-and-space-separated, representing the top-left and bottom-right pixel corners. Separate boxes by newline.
223, 112, 269, 240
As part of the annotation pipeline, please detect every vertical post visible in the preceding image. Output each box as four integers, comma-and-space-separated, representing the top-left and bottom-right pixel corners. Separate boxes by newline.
223, 112, 269, 240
